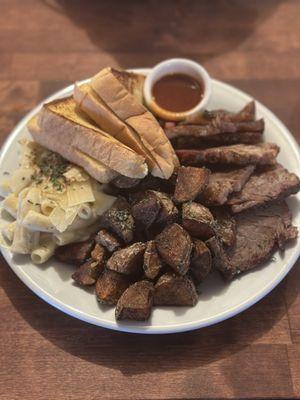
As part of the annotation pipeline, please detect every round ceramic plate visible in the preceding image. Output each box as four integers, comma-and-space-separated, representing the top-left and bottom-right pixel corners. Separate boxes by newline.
0, 69, 299, 334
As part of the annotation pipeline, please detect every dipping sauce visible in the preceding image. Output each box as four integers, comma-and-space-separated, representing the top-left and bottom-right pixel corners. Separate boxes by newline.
152, 73, 204, 113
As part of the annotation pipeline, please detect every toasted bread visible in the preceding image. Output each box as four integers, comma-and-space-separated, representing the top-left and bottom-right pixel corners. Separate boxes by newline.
74, 83, 159, 172
28, 116, 118, 183
90, 67, 179, 179
29, 97, 148, 180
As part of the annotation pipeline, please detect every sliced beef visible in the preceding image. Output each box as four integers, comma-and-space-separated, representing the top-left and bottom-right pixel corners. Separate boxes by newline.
171, 131, 262, 148
176, 143, 279, 167
106, 242, 146, 276
207, 202, 298, 280
200, 165, 255, 206
167, 118, 263, 138
100, 197, 134, 243
55, 238, 94, 265
155, 223, 192, 275
167, 116, 263, 148
182, 101, 255, 125
131, 191, 161, 229
190, 240, 212, 284
182, 202, 215, 240
95, 229, 122, 253
212, 208, 237, 248
72, 258, 104, 286
96, 269, 131, 305
115, 280, 154, 321
111, 175, 141, 189
228, 164, 300, 213
154, 273, 198, 306
174, 166, 210, 203
143, 241, 164, 280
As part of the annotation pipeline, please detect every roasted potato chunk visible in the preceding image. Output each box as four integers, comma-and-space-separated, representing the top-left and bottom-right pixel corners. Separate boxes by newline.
155, 223, 192, 275
182, 202, 215, 240
190, 240, 212, 283
95, 229, 122, 252
96, 269, 131, 305
115, 280, 154, 321
55, 238, 94, 265
100, 197, 134, 243
72, 258, 104, 286
106, 242, 146, 276
131, 191, 161, 229
143, 240, 164, 280
154, 273, 198, 306
174, 166, 210, 203
151, 190, 179, 226
91, 243, 106, 263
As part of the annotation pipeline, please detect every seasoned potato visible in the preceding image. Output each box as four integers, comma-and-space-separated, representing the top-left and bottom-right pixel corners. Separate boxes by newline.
143, 240, 164, 280
115, 280, 154, 321
95, 229, 122, 252
107, 242, 146, 276
154, 273, 198, 306
96, 269, 131, 305
100, 197, 134, 243
155, 223, 192, 275
55, 238, 94, 265
174, 166, 210, 203
72, 258, 104, 286
182, 202, 215, 240
190, 240, 212, 283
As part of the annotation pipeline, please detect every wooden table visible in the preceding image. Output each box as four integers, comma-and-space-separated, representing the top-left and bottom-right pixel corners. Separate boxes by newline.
0, 1, 299, 399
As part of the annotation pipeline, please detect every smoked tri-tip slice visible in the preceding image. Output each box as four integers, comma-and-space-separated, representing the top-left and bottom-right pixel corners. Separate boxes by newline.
207, 201, 298, 280
115, 280, 154, 321
200, 165, 254, 206
166, 119, 264, 148
155, 223, 192, 275
96, 269, 131, 305
190, 240, 212, 284
143, 241, 164, 280
72, 258, 104, 286
55, 237, 95, 265
176, 143, 279, 167
181, 101, 256, 125
227, 163, 300, 213
153, 273, 198, 306
106, 242, 146, 276
173, 166, 210, 203
95, 229, 122, 253
100, 197, 134, 243
182, 202, 215, 240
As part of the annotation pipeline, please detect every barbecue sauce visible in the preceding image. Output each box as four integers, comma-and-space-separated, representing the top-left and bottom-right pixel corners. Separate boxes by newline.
152, 74, 203, 113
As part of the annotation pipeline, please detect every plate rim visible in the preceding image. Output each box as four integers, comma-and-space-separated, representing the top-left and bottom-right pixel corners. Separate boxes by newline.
1, 70, 299, 334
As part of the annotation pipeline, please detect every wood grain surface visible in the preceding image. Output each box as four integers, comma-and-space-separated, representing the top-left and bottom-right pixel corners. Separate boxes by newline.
0, 1, 299, 399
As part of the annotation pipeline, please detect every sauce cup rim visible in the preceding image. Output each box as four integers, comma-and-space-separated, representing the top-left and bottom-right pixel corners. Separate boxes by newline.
144, 58, 212, 121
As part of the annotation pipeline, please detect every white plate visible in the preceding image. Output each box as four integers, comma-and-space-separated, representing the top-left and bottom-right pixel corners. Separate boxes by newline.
1, 69, 299, 334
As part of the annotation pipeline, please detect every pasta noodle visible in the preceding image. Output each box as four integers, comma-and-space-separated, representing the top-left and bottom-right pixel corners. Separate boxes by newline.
31, 236, 57, 264
0, 140, 116, 264
2, 194, 18, 218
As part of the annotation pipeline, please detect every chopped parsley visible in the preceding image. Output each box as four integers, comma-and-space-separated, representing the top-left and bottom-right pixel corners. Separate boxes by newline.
33, 150, 69, 191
